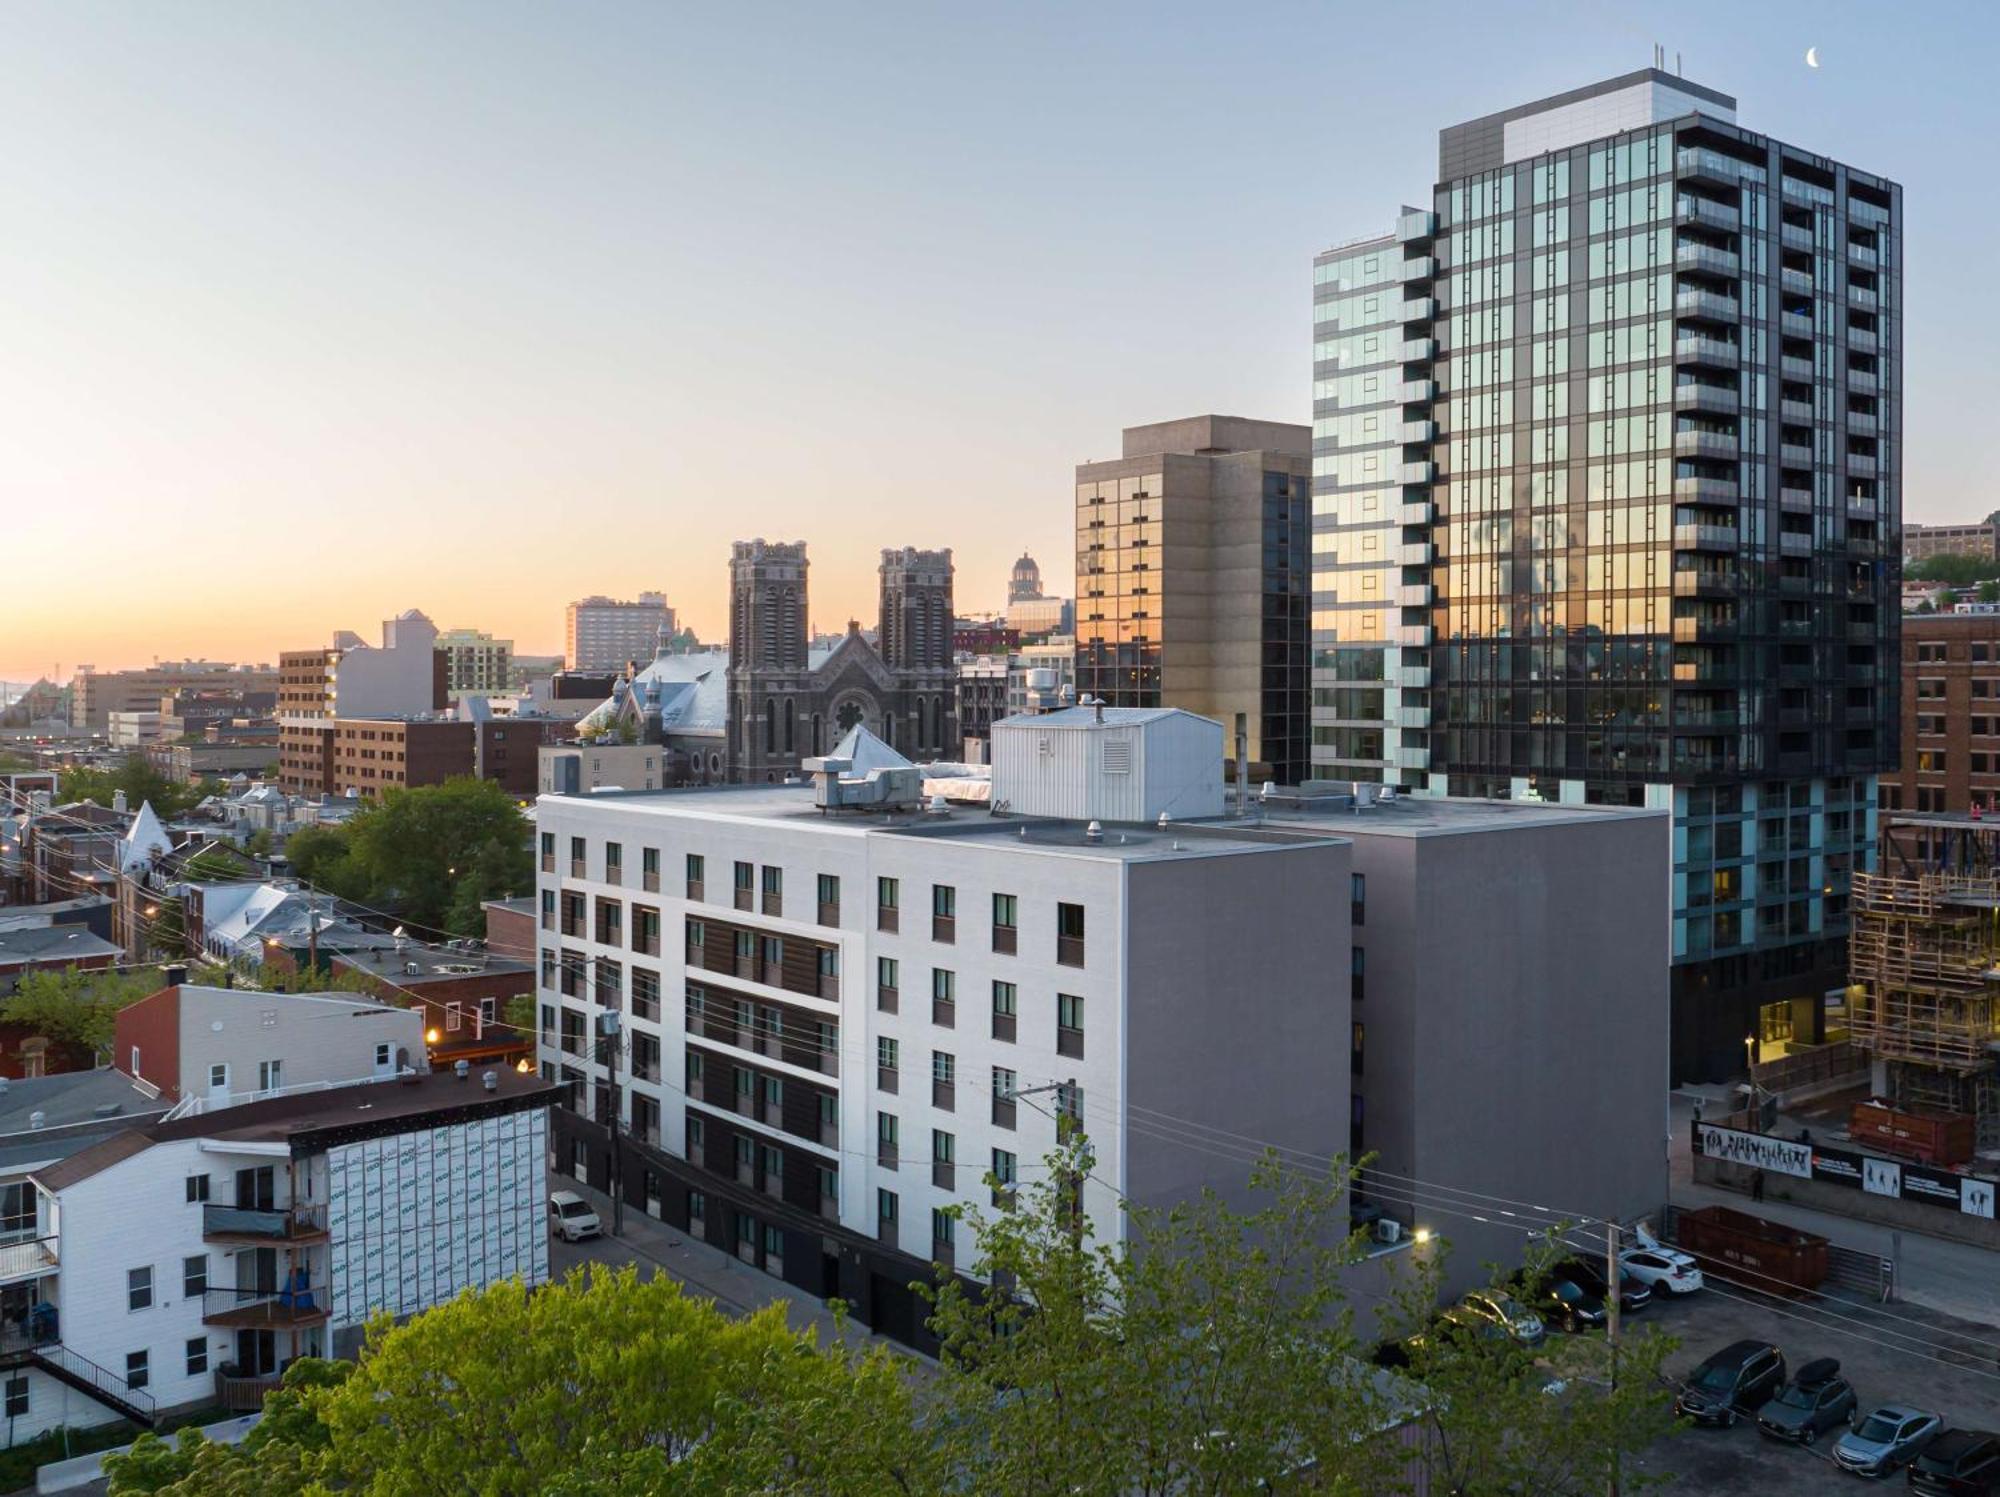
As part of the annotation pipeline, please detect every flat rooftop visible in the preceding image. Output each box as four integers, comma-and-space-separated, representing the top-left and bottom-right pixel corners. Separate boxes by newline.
541, 782, 1660, 855
333, 945, 531, 980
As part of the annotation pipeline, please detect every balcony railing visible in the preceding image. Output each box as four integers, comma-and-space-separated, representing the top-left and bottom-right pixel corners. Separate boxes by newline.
1056, 935, 1085, 968
818, 901, 839, 928
932, 1079, 955, 1112
932, 1160, 955, 1192
932, 914, 955, 944
932, 997, 956, 1028
877, 905, 898, 933
992, 1011, 1016, 1043
203, 1285, 328, 1330
0, 1235, 59, 1287
203, 1204, 329, 1243
992, 925, 1017, 955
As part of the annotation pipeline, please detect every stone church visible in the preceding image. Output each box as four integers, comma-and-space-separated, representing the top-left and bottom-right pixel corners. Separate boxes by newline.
726, 540, 958, 781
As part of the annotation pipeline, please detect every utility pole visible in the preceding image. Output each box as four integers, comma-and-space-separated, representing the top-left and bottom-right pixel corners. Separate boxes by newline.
596, 1010, 625, 1236
307, 904, 319, 975
1606, 1219, 1621, 1497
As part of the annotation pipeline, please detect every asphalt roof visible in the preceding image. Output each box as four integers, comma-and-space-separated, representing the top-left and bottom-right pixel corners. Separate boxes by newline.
0, 925, 123, 965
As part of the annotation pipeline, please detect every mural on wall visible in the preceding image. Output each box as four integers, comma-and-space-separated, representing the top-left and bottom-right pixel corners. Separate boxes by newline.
326, 1107, 549, 1324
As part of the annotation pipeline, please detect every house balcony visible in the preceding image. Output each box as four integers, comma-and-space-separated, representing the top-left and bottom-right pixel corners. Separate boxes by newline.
1398, 419, 1436, 444
1850, 285, 1879, 310
1673, 570, 1733, 598
1673, 431, 1737, 462
1674, 523, 1736, 552
1399, 499, 1433, 526
1781, 356, 1816, 382
1675, 288, 1739, 323
1781, 267, 1815, 295
1677, 196, 1739, 232
1850, 327, 1879, 354
1399, 337, 1436, 363
1395, 623, 1433, 648
216, 1367, 284, 1414
1400, 296, 1438, 322
1848, 241, 1880, 268
1677, 147, 1754, 187
1780, 530, 1815, 556
1780, 443, 1815, 469
1399, 255, 1436, 282
0, 1236, 58, 1289
1675, 243, 1740, 278
1850, 369, 1879, 394
1781, 222, 1816, 252
1779, 489, 1815, 515
1396, 378, 1436, 404
202, 1204, 329, 1246
1396, 208, 1437, 243
1848, 453, 1878, 477
1848, 411, 1878, 436
1780, 310, 1814, 339
1676, 335, 1739, 370
1674, 615, 1737, 643
1846, 496, 1877, 520
202, 1286, 328, 1331
1396, 664, 1431, 690
1398, 705, 1431, 730
1398, 460, 1435, 485
1397, 745, 1430, 771
1674, 475, 1738, 505
1674, 382, 1739, 416
1780, 398, 1815, 424
1399, 583, 1433, 608
1400, 541, 1434, 566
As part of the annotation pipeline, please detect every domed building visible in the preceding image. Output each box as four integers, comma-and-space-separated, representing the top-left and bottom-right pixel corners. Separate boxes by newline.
1008, 552, 1044, 603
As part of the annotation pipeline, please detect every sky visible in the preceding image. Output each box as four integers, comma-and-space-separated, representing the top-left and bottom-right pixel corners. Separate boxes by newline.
1, 0, 1993, 679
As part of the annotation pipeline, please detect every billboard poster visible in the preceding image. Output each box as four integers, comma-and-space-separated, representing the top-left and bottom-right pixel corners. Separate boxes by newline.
1695, 1125, 1812, 1178
1862, 1156, 1903, 1197
1960, 1176, 1996, 1220
1693, 1120, 1999, 1219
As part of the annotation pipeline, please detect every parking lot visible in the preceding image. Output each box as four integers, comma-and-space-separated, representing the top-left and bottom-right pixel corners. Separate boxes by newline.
1623, 1275, 2000, 1494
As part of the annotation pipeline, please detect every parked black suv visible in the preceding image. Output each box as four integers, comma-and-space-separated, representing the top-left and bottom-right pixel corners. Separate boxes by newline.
1675, 1340, 1786, 1428
1910, 1428, 2000, 1495
1549, 1256, 1652, 1315
1753, 1357, 1855, 1445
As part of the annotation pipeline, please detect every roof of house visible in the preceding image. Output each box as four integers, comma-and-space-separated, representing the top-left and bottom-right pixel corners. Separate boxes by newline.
0, 925, 122, 967
118, 801, 172, 872
30, 1067, 559, 1190
331, 945, 532, 982
994, 705, 1197, 729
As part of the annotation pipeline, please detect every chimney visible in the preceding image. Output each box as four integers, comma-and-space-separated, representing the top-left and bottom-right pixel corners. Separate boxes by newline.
482, 1070, 498, 1092
163, 962, 188, 987
454, 1059, 470, 1081
112, 789, 128, 814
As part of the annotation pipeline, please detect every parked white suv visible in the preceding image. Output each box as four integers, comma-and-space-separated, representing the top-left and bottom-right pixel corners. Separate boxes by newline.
548, 1189, 603, 1242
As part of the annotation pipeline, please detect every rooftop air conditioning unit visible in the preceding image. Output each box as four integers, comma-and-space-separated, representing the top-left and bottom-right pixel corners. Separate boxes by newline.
1375, 1218, 1402, 1245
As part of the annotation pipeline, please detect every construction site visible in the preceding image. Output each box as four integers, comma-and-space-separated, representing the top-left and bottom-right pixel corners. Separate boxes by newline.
1848, 813, 2000, 1154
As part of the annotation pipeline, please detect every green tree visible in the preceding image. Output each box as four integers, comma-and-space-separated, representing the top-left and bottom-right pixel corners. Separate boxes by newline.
280, 824, 360, 897
244, 828, 274, 858
1938, 588, 1962, 611
180, 844, 252, 883
1909, 553, 2000, 586
924, 1136, 1402, 1495
341, 777, 533, 935
106, 1270, 934, 1497
1375, 1234, 1679, 1496
1977, 579, 2000, 606
1, 966, 162, 1054
57, 757, 203, 818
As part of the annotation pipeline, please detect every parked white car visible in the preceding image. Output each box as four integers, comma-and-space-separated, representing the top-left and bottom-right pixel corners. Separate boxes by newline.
548, 1189, 603, 1242
1620, 1245, 1705, 1295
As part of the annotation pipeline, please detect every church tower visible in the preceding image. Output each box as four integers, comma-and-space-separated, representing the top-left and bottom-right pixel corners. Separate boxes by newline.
878, 547, 959, 757
727, 539, 809, 780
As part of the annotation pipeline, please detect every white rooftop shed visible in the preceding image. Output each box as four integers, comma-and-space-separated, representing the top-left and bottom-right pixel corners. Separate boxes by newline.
989, 706, 1224, 823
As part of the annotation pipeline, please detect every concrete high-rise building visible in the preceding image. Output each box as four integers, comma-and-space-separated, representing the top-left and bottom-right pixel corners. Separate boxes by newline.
1903, 520, 2000, 566
437, 628, 514, 695
1313, 69, 1900, 1079
74, 663, 279, 735
1075, 416, 1313, 785
565, 593, 677, 672
277, 611, 448, 795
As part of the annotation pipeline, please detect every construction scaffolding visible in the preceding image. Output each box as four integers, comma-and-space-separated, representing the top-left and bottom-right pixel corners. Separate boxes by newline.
1848, 867, 2000, 1150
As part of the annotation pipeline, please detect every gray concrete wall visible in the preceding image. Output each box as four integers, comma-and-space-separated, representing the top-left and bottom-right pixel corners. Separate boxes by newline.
1388, 813, 1670, 1289
1122, 840, 1351, 1220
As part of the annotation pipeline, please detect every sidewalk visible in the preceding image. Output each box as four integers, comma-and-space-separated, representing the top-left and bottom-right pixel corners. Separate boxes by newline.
551, 1175, 911, 1354
1667, 1092, 2000, 1327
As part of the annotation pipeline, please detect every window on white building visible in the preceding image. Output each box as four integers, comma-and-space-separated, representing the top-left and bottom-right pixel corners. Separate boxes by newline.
125, 1350, 148, 1390
127, 1266, 152, 1312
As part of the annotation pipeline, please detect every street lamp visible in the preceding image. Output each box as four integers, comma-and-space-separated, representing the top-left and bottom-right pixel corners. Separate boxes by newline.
425, 1027, 441, 1046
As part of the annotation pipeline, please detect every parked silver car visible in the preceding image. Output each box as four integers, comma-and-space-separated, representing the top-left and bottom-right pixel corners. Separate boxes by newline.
1832, 1404, 1942, 1476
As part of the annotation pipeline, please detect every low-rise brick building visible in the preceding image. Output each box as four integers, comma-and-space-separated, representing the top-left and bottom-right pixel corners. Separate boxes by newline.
1880, 612, 2000, 819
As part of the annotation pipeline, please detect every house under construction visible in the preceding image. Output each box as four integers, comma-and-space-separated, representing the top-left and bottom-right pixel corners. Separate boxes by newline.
1850, 813, 2000, 1150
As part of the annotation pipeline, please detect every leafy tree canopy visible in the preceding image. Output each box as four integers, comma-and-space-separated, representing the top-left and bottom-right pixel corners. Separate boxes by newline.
280, 778, 532, 937
104, 1270, 932, 1497
57, 758, 210, 819
1908, 552, 2000, 585
1, 965, 166, 1053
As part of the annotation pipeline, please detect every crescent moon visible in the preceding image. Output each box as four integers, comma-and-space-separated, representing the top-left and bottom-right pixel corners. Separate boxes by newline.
1805, 46, 1820, 68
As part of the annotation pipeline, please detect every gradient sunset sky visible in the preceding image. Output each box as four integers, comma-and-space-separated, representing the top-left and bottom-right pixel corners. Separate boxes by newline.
2, 1, 1990, 679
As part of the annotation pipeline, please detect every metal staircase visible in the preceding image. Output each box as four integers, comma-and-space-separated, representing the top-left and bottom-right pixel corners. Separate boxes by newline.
29, 1344, 156, 1428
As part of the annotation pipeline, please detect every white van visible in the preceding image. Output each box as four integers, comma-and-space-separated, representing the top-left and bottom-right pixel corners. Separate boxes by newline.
548, 1189, 603, 1242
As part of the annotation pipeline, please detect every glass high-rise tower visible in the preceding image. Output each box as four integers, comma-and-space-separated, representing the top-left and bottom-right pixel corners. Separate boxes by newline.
1312, 70, 1900, 1079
